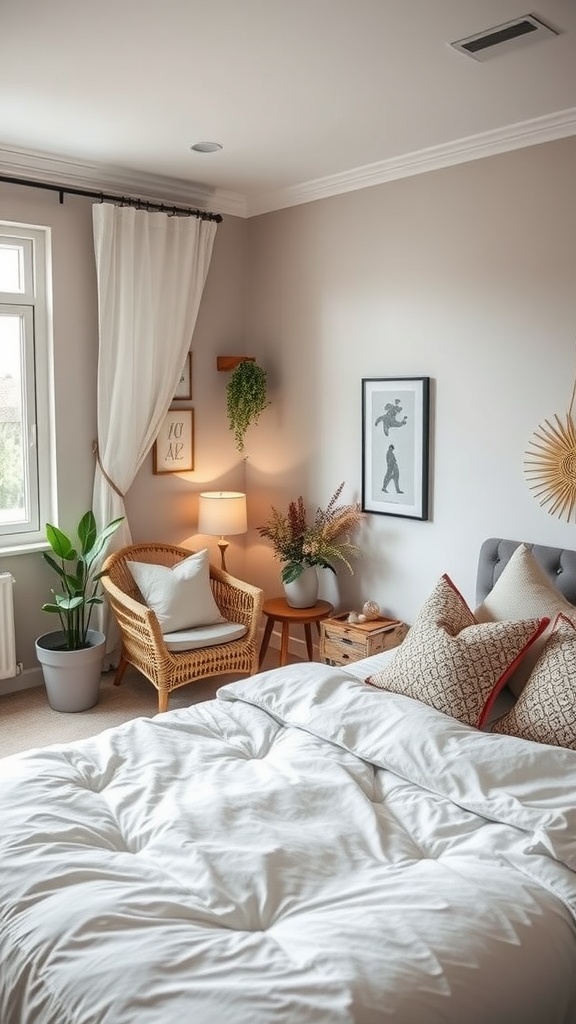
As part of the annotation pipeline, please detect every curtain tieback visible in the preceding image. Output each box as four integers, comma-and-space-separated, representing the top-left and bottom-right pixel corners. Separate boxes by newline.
93, 441, 125, 499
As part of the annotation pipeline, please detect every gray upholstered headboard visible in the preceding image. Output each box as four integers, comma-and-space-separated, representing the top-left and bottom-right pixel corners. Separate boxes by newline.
476, 538, 576, 607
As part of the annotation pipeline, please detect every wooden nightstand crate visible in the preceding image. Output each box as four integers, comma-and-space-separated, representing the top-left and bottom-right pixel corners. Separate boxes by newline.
320, 613, 407, 666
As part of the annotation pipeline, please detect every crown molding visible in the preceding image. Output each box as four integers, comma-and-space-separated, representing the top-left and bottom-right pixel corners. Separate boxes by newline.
246, 107, 576, 217
1, 107, 575, 221
0, 145, 248, 218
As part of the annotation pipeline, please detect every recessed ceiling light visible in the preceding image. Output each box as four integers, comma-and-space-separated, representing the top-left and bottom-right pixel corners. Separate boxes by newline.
190, 141, 223, 154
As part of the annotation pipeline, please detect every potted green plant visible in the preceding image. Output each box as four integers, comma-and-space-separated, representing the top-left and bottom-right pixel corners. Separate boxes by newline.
226, 359, 270, 453
35, 510, 124, 712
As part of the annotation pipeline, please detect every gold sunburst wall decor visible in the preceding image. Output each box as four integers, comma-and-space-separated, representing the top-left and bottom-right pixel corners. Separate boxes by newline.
524, 375, 576, 522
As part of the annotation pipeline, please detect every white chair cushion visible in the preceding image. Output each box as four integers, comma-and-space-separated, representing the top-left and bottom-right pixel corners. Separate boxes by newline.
163, 621, 247, 652
127, 548, 223, 633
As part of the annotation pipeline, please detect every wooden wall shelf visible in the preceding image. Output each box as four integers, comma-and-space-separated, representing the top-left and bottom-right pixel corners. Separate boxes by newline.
216, 356, 256, 372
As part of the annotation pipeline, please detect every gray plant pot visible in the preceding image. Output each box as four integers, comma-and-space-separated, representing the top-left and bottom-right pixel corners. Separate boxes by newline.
35, 629, 106, 713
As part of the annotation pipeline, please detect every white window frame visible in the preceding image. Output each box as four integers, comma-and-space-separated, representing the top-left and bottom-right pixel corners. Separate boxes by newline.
0, 222, 56, 553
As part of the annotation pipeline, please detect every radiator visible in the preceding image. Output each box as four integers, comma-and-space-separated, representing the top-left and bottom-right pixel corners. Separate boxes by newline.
0, 572, 16, 679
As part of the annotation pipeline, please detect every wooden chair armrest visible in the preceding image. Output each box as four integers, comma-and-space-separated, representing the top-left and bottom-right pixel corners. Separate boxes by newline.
209, 566, 263, 631
102, 575, 169, 653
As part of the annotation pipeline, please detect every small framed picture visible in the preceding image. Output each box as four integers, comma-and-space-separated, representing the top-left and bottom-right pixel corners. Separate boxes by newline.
362, 376, 430, 520
153, 409, 194, 474
173, 352, 192, 400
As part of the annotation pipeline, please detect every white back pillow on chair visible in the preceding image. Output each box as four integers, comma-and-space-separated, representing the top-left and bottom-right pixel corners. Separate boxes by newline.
127, 548, 224, 633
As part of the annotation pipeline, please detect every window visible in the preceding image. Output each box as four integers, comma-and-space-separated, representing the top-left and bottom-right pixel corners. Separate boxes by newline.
0, 223, 55, 552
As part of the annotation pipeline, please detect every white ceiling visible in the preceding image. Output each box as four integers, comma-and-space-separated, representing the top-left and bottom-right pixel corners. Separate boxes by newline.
1, 0, 576, 218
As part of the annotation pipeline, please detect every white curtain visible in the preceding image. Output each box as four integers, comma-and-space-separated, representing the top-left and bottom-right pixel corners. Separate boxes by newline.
91, 203, 218, 652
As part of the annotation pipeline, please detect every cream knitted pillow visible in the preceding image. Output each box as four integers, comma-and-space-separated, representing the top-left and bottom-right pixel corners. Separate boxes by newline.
474, 543, 574, 697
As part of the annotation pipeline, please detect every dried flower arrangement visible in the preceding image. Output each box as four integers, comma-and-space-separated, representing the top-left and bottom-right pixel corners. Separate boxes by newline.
258, 482, 363, 584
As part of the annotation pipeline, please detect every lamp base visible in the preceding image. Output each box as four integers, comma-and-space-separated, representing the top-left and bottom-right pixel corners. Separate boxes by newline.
217, 538, 229, 572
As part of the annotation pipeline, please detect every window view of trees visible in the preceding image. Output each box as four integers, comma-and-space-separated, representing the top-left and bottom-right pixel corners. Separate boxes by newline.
0, 309, 26, 523
0, 226, 53, 547
0, 370, 25, 520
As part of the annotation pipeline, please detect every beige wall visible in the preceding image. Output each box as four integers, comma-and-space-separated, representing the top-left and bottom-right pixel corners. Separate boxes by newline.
244, 136, 576, 622
1, 135, 576, 689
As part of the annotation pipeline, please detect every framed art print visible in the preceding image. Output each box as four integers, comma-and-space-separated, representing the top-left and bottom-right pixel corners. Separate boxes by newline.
153, 409, 194, 474
362, 376, 430, 520
173, 352, 192, 400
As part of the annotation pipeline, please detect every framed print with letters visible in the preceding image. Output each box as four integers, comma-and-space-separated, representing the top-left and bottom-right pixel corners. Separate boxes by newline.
153, 409, 194, 474
362, 376, 430, 520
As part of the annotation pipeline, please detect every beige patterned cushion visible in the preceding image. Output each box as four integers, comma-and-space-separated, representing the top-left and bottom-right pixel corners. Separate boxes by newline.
366, 574, 547, 727
474, 543, 574, 697
491, 614, 576, 749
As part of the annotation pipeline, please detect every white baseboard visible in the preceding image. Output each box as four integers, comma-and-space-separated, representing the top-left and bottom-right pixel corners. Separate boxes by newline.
264, 625, 318, 663
0, 627, 313, 698
0, 665, 43, 696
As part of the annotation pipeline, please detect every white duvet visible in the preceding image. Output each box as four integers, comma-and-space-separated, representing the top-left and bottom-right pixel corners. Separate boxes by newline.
2, 661, 576, 1024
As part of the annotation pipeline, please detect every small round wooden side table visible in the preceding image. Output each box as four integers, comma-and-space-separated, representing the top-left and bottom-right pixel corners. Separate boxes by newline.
259, 597, 334, 668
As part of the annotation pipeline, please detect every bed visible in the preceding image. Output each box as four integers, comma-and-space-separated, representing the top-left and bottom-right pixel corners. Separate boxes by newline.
1, 538, 576, 1023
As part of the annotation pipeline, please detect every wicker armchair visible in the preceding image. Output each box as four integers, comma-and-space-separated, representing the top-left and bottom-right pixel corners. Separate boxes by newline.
102, 543, 263, 713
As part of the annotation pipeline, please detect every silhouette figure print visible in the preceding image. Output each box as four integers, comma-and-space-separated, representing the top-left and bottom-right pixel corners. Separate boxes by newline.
375, 399, 407, 437
382, 444, 403, 494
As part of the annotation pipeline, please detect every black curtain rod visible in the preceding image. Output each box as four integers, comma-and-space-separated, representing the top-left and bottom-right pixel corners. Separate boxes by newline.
0, 173, 223, 222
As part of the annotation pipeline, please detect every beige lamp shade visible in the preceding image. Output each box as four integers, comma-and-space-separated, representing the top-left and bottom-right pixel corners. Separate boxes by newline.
198, 491, 247, 570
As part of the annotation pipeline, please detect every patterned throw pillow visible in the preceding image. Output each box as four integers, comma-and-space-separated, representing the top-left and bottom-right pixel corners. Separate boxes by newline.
366, 574, 548, 727
474, 543, 575, 697
491, 614, 576, 749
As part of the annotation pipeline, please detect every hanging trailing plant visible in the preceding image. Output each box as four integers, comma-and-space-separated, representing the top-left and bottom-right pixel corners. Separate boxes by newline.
226, 360, 270, 453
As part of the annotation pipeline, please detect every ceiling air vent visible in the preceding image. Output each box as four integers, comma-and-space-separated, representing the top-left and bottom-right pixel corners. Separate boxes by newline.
450, 14, 559, 62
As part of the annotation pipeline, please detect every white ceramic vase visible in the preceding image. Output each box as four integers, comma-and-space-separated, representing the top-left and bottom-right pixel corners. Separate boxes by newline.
283, 566, 319, 608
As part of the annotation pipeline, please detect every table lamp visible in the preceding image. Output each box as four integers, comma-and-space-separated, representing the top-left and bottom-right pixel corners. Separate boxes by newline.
197, 491, 248, 572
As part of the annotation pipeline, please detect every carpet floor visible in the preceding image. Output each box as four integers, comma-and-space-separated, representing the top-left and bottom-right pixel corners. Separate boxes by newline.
0, 649, 301, 758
